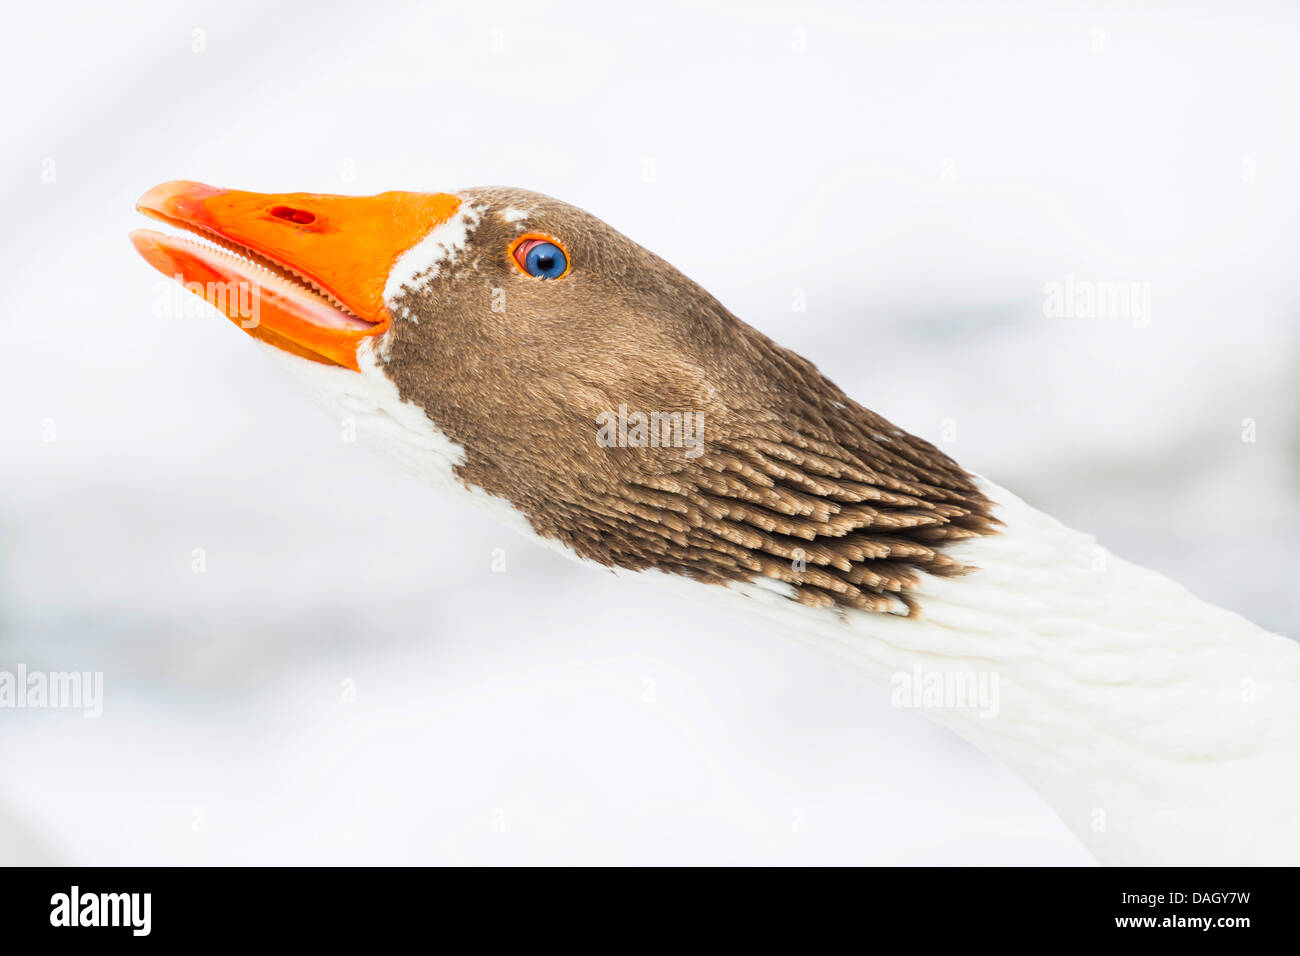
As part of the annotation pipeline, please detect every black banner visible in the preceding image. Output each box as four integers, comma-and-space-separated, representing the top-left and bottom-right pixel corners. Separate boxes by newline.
0, 866, 1290, 944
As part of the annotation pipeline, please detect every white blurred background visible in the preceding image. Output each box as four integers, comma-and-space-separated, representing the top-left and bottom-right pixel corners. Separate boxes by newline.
2, 0, 1298, 865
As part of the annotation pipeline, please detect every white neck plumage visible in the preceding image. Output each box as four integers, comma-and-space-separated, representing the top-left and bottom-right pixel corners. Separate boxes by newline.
724, 478, 1300, 865
277, 353, 1299, 865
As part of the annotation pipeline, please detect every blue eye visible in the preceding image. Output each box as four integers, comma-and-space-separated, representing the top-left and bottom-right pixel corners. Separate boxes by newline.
513, 237, 568, 279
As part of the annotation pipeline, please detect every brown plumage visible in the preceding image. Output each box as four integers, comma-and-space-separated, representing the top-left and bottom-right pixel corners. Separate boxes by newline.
380, 188, 998, 614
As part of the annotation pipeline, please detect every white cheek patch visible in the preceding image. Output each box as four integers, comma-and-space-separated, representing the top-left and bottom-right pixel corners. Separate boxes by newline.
382, 200, 485, 318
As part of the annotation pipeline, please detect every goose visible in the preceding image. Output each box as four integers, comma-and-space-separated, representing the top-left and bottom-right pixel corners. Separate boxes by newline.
130, 180, 1300, 866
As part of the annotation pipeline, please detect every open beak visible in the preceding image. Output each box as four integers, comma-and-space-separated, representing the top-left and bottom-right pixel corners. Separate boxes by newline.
130, 181, 461, 370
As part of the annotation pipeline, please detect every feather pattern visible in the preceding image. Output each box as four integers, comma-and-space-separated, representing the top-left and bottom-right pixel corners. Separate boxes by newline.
719, 478, 1300, 865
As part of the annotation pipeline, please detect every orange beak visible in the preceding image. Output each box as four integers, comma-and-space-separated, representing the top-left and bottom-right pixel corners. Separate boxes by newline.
130, 181, 462, 370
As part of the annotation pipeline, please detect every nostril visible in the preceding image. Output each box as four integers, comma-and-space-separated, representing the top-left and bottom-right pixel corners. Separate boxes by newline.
268, 205, 316, 225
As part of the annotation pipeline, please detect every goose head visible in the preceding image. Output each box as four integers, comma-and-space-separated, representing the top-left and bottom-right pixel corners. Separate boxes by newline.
132, 181, 996, 616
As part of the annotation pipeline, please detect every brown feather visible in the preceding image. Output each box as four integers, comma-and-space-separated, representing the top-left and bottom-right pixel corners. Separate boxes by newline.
381, 188, 999, 615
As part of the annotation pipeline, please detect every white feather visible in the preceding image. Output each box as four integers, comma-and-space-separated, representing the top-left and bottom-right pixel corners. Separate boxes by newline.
381, 198, 482, 313
712, 478, 1300, 865
263, 325, 1300, 866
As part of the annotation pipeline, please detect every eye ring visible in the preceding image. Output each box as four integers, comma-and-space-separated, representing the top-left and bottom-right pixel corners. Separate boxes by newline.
508, 233, 570, 280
